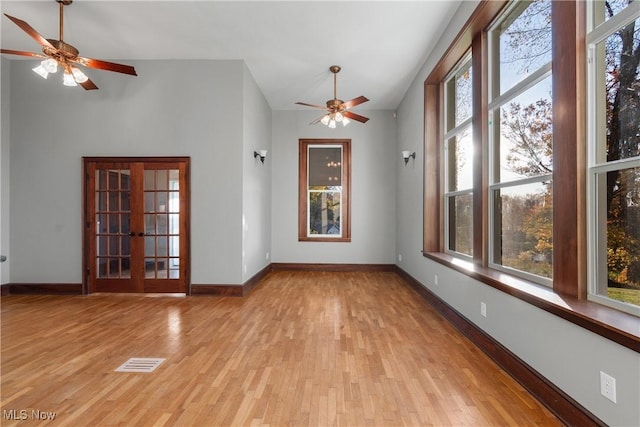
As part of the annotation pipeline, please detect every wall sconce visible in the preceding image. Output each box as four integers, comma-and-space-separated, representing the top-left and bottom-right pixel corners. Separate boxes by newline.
402, 150, 416, 165
254, 150, 268, 164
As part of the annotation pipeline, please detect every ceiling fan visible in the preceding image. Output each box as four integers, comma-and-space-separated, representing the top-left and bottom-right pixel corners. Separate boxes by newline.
0, 0, 137, 90
296, 66, 369, 127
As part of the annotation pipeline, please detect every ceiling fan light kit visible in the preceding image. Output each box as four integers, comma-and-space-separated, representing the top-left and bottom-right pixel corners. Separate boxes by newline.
1, 0, 137, 90
296, 65, 369, 128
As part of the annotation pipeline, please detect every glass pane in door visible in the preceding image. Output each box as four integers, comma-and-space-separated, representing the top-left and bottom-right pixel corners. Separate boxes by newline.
144, 169, 180, 279
96, 169, 131, 278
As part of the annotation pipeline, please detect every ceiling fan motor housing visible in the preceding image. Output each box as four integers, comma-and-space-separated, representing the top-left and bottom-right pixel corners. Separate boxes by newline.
326, 98, 345, 111
45, 39, 79, 59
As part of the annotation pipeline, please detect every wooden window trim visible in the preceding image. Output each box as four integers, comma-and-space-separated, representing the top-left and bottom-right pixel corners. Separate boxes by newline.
422, 0, 639, 352
298, 139, 351, 242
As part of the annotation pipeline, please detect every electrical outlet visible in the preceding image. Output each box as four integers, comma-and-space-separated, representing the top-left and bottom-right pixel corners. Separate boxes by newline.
600, 371, 617, 403
266, 252, 270, 260
398, 254, 402, 262
434, 274, 438, 286
480, 302, 487, 317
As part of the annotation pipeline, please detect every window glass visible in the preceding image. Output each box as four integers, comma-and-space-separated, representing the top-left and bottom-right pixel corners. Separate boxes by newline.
492, 182, 553, 279
496, 76, 553, 182
454, 65, 473, 127
593, 18, 640, 164
588, 4, 640, 312
299, 140, 351, 242
489, 0, 553, 284
599, 167, 640, 305
498, 0, 552, 95
447, 130, 474, 192
447, 193, 473, 255
444, 56, 473, 258
308, 147, 343, 237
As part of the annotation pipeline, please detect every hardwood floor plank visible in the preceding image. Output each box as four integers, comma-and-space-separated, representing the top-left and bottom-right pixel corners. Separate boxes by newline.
1, 272, 563, 426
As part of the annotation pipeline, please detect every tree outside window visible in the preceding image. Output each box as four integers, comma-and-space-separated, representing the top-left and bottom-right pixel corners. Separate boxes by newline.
589, 0, 640, 312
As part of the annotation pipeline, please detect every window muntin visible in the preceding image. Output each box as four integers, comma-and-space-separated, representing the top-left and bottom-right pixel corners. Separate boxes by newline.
298, 140, 351, 242
592, 0, 636, 26
444, 56, 473, 258
588, 2, 640, 314
489, 0, 553, 285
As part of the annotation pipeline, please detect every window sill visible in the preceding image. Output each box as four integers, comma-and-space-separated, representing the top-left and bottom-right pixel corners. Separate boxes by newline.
422, 252, 640, 353
298, 237, 351, 243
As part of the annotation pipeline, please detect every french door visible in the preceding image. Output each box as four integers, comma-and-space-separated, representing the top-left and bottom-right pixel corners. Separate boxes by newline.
83, 157, 190, 293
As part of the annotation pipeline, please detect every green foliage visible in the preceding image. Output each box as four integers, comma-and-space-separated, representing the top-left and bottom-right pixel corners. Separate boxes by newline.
607, 288, 640, 305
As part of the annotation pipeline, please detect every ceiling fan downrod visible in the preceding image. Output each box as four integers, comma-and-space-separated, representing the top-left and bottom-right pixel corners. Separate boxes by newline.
330, 65, 341, 100
57, 0, 72, 41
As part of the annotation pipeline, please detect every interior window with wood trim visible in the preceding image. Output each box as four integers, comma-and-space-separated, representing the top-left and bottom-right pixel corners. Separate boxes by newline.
487, 0, 553, 286
298, 139, 351, 242
424, 0, 640, 322
587, 0, 640, 315
444, 54, 474, 258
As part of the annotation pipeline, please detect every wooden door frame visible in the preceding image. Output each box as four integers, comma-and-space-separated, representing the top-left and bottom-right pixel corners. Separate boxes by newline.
82, 156, 191, 294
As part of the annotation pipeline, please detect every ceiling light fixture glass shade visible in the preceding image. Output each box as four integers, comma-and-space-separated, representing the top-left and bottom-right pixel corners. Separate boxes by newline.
71, 67, 88, 83
63, 71, 77, 86
321, 111, 350, 128
32, 64, 50, 79
43, 58, 58, 73
32, 58, 59, 79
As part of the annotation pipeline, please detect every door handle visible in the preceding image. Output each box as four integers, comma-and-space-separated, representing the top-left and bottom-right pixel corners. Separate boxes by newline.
129, 232, 136, 237
129, 232, 145, 237
138, 232, 145, 237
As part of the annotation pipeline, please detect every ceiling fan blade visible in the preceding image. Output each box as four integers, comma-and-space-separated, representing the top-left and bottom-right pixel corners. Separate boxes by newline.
79, 78, 98, 91
295, 101, 329, 110
343, 111, 369, 123
342, 96, 369, 110
75, 57, 137, 76
310, 115, 327, 125
3, 14, 55, 50
1, 48, 46, 59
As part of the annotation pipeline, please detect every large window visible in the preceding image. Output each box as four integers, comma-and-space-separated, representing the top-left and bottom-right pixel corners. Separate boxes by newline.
488, 0, 553, 285
424, 0, 640, 329
587, 0, 640, 315
298, 139, 351, 242
444, 55, 474, 257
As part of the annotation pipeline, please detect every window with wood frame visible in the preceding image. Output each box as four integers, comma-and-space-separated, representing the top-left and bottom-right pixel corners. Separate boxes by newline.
424, 0, 575, 290
299, 139, 351, 242
586, 0, 640, 316
487, 0, 554, 286
444, 53, 474, 258
422, 0, 638, 349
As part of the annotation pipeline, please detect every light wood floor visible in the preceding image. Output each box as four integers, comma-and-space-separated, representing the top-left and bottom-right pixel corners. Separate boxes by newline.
1, 271, 562, 426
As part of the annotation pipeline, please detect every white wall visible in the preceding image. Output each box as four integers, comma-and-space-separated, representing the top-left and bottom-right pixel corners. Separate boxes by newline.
242, 63, 272, 281
1, 57, 10, 284
5, 59, 263, 286
395, 2, 640, 426
271, 109, 397, 264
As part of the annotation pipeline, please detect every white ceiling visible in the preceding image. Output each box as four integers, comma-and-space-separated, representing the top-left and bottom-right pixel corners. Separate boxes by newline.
1, 1, 462, 111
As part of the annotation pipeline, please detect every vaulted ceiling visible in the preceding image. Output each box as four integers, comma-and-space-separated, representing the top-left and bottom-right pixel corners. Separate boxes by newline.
1, 1, 463, 110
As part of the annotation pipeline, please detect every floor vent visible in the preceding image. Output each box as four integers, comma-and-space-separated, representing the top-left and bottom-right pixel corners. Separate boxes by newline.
115, 358, 165, 373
